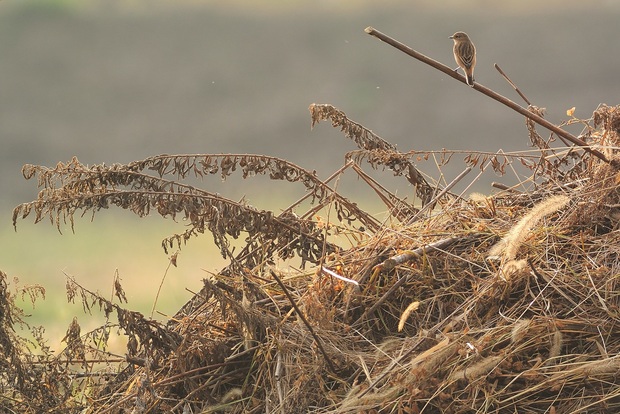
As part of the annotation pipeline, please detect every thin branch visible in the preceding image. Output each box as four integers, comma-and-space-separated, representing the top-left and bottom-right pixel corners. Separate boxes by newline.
494, 63, 531, 106
351, 163, 417, 222
407, 166, 472, 223
282, 160, 353, 215
269, 270, 337, 374
364, 26, 614, 166
495, 63, 573, 149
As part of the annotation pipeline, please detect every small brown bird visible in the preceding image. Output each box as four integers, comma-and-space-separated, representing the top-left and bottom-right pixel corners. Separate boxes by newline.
450, 31, 476, 87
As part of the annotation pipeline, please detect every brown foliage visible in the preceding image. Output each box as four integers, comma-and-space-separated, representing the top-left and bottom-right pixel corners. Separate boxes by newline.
4, 104, 620, 413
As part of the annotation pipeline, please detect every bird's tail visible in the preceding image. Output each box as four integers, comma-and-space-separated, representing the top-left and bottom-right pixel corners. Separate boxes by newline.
466, 74, 475, 87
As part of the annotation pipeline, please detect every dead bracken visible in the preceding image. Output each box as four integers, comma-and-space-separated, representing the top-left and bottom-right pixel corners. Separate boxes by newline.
3, 100, 620, 413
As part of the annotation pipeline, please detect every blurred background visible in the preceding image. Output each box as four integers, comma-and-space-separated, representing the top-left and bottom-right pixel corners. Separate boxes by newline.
2, 0, 620, 348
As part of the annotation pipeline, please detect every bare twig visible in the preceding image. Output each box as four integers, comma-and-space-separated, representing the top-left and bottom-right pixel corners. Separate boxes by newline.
269, 270, 337, 374
364, 26, 613, 166
351, 163, 418, 222
150, 254, 176, 319
494, 63, 531, 106
495, 63, 573, 149
407, 166, 472, 223
492, 182, 519, 192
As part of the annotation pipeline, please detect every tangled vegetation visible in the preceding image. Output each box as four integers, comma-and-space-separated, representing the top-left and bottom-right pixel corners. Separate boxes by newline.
3, 102, 620, 413
4, 27, 620, 413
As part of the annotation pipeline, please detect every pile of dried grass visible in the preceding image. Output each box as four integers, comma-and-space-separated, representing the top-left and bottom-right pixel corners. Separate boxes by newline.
4, 104, 620, 413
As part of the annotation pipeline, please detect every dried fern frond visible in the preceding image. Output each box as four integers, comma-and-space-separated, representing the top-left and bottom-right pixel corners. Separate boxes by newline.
13, 155, 388, 265
18, 154, 380, 230
310, 104, 435, 206
309, 103, 396, 152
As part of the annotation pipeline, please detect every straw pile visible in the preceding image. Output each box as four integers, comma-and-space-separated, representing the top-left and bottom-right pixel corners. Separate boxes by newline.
4, 104, 620, 413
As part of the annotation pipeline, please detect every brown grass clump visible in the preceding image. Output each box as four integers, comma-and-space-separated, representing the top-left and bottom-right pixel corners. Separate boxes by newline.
4, 102, 620, 413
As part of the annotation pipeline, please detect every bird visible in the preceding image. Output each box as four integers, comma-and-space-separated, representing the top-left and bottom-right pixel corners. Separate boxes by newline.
450, 31, 476, 87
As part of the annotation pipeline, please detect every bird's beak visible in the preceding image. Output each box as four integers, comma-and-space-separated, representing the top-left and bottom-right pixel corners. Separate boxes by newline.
449, 35, 454, 39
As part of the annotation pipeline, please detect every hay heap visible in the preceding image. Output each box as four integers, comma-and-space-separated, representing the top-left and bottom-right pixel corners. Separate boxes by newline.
5, 104, 620, 413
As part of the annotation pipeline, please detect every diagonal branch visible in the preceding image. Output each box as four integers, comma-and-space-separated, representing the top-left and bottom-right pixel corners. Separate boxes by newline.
269, 270, 337, 374
364, 26, 614, 166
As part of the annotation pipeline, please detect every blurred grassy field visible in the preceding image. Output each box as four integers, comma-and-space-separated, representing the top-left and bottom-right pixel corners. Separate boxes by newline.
3, 213, 224, 350
2, 0, 620, 349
